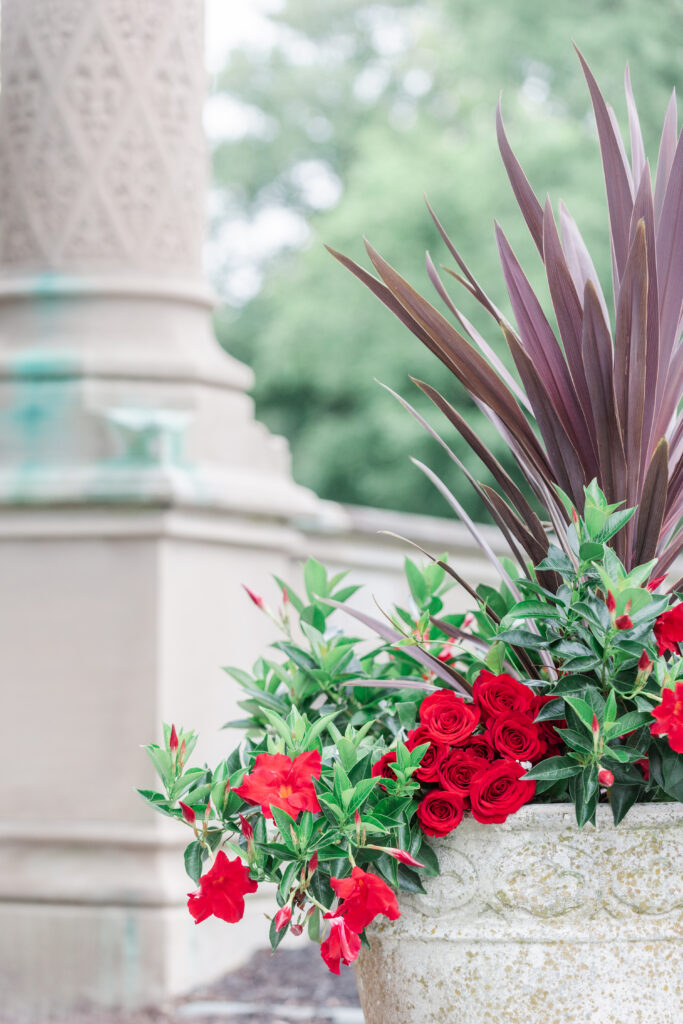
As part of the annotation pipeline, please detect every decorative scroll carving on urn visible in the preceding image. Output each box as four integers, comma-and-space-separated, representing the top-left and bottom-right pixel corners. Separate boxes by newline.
0, 0, 206, 278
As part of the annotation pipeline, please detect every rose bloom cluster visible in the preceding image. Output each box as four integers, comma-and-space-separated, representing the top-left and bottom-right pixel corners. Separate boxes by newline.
374, 671, 561, 836
185, 748, 402, 974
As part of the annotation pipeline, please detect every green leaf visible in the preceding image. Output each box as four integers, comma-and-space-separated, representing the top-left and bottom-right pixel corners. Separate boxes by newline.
301, 604, 326, 632
184, 841, 204, 884
496, 628, 549, 649
572, 765, 599, 828
605, 711, 652, 738
304, 558, 328, 602
648, 740, 683, 800
609, 783, 642, 825
271, 806, 299, 849
523, 757, 583, 781
565, 697, 597, 730
579, 541, 604, 562
405, 558, 428, 607
500, 601, 564, 624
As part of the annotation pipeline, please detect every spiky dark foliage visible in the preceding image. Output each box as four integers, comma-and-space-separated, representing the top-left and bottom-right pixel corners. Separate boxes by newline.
330, 50, 683, 584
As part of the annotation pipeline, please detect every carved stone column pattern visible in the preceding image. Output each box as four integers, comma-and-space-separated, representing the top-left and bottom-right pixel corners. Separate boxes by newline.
0, 0, 206, 282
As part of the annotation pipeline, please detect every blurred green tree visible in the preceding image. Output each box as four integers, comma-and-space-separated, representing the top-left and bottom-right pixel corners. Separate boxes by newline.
212, 0, 683, 517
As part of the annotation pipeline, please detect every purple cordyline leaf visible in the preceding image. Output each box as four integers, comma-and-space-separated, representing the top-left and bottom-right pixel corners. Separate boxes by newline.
655, 131, 683, 386
409, 456, 524, 600
362, 241, 549, 469
581, 280, 627, 511
625, 65, 646, 189
628, 168, 660, 466
635, 439, 669, 564
479, 483, 548, 567
345, 679, 438, 693
411, 376, 548, 548
377, 529, 485, 609
614, 220, 648, 514
502, 324, 587, 502
429, 618, 491, 652
668, 415, 683, 467
437, 297, 532, 411
424, 198, 506, 324
559, 200, 611, 329
575, 47, 634, 283
607, 103, 635, 194
542, 199, 599, 467
496, 99, 544, 256
654, 524, 683, 578
495, 222, 588, 456
375, 379, 531, 575
654, 89, 678, 226
318, 596, 471, 695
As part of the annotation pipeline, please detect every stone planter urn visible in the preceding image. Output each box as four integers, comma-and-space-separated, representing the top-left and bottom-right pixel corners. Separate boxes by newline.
355, 803, 683, 1024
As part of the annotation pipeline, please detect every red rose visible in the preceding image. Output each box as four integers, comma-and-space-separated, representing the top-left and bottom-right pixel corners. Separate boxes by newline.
438, 749, 491, 800
187, 851, 258, 924
469, 759, 536, 824
405, 726, 448, 782
418, 690, 480, 744
489, 710, 547, 763
320, 916, 362, 974
472, 670, 535, 721
371, 751, 398, 789
464, 733, 496, 761
654, 604, 683, 656
650, 681, 683, 753
330, 866, 400, 932
416, 789, 465, 837
234, 750, 321, 819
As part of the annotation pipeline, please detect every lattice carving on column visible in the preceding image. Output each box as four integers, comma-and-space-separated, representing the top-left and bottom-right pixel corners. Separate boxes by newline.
0, 0, 207, 278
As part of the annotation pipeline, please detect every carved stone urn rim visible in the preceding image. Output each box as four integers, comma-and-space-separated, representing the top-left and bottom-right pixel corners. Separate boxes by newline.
446, 799, 683, 833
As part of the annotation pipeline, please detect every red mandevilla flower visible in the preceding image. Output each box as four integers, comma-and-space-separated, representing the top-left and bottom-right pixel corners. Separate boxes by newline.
330, 867, 400, 933
650, 681, 683, 753
405, 726, 448, 783
418, 690, 480, 744
320, 916, 362, 974
234, 750, 321, 819
469, 760, 536, 824
416, 789, 464, 837
489, 711, 547, 763
472, 671, 535, 721
187, 851, 258, 924
654, 604, 683, 656
437, 749, 490, 801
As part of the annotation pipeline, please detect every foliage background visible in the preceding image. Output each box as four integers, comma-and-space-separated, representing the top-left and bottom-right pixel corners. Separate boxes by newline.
208, 0, 683, 518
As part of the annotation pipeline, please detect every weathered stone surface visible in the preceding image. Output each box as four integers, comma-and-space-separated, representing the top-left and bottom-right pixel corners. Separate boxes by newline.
355, 802, 683, 1024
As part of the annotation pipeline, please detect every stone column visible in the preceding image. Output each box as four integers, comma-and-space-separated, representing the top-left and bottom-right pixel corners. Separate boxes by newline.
0, 1, 323, 1019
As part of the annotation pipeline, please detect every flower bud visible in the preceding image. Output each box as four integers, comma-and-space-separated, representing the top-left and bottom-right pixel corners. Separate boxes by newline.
606, 591, 617, 614
282, 585, 290, 605
382, 847, 425, 868
463, 612, 475, 630
307, 851, 318, 875
178, 738, 186, 770
592, 714, 600, 736
274, 904, 292, 932
638, 650, 653, 673
169, 724, 179, 755
597, 767, 614, 787
242, 584, 265, 610
646, 574, 667, 592
571, 507, 579, 524
179, 801, 196, 824
615, 613, 633, 630
290, 922, 304, 936
239, 813, 254, 841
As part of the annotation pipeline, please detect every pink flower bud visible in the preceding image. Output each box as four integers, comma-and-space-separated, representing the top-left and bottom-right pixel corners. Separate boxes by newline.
354, 809, 361, 828
606, 592, 617, 614
571, 507, 579, 524
290, 922, 304, 936
598, 768, 614, 787
592, 714, 600, 735
239, 813, 254, 841
638, 650, 653, 672
242, 584, 265, 609
646, 574, 667, 592
383, 848, 425, 868
178, 738, 186, 769
275, 904, 292, 932
179, 801, 195, 824
615, 613, 633, 630
282, 585, 290, 605
307, 851, 318, 874
169, 724, 179, 754
463, 612, 475, 630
